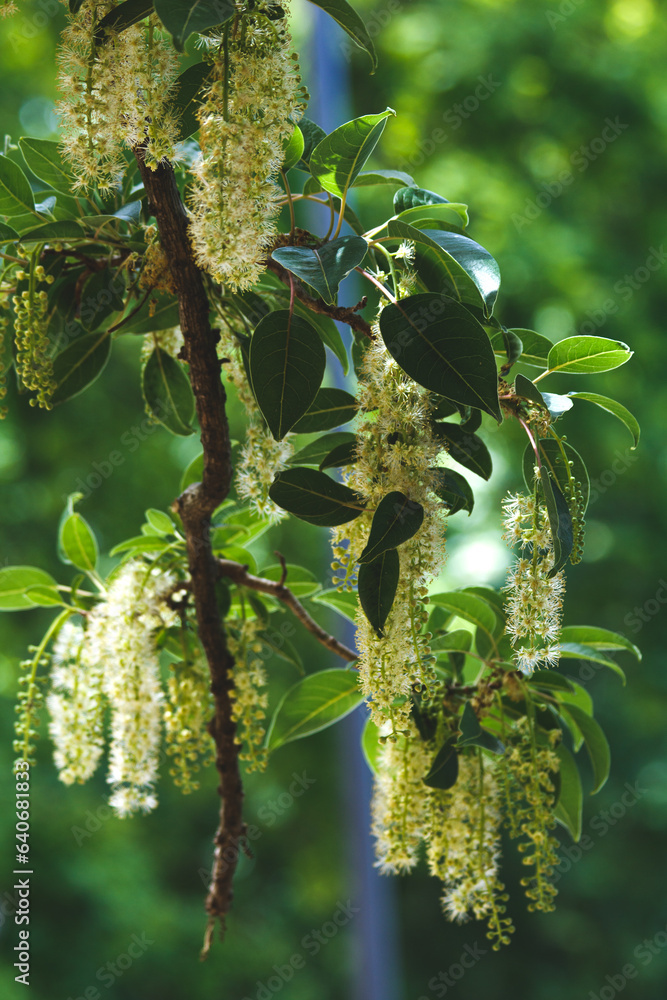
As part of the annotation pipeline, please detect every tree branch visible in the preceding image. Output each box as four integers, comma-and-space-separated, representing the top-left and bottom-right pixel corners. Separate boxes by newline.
266, 257, 374, 340
133, 148, 242, 956
217, 559, 357, 663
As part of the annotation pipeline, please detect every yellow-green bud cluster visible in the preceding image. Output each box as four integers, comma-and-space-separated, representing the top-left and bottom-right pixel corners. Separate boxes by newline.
228, 617, 269, 773
12, 259, 56, 410
164, 657, 215, 793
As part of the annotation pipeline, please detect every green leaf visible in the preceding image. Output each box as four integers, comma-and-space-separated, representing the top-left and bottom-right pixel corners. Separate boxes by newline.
292, 300, 349, 375
558, 643, 627, 684
290, 432, 356, 467
379, 293, 501, 420
51, 332, 112, 405
142, 346, 196, 436
352, 169, 415, 188
309, 109, 394, 198
514, 372, 546, 407
169, 62, 210, 143
282, 125, 305, 172
296, 117, 326, 168
504, 328, 552, 366
539, 469, 573, 576
568, 392, 640, 449
423, 739, 459, 789
397, 202, 470, 230
259, 564, 320, 598
560, 704, 610, 794
320, 439, 357, 471
272, 235, 367, 305
95, 0, 153, 40
59, 513, 98, 572
523, 439, 590, 514
0, 155, 35, 216
545, 335, 633, 376
258, 626, 303, 674
358, 548, 400, 637
359, 491, 424, 563
79, 269, 125, 331
154, 0, 235, 50
269, 468, 364, 526
19, 220, 86, 243
361, 715, 382, 773
0, 567, 59, 611
267, 668, 363, 750
0, 221, 19, 242
530, 670, 575, 693
249, 310, 325, 440
145, 508, 175, 535
311, 588, 358, 623
19, 138, 76, 195
120, 291, 180, 334
292, 387, 357, 432
24, 585, 65, 608
432, 423, 493, 480
386, 220, 500, 316
456, 702, 504, 754
110, 535, 173, 557
553, 743, 583, 841
393, 186, 450, 212
556, 679, 594, 718
559, 626, 640, 660
429, 629, 473, 654
304, 0, 377, 70
180, 451, 203, 492
429, 592, 497, 653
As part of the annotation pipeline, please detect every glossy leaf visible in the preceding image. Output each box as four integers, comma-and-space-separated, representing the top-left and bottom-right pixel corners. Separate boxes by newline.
180, 451, 203, 492
266, 668, 363, 750
292, 387, 357, 432
19, 220, 85, 243
309, 109, 394, 198
311, 588, 358, 623
539, 469, 573, 576
290, 432, 356, 468
379, 293, 501, 420
145, 508, 175, 535
51, 332, 112, 405
429, 592, 498, 654
523, 439, 590, 514
559, 626, 640, 660
432, 422, 493, 480
393, 186, 450, 212
0, 154, 35, 216
561, 704, 610, 794
423, 739, 459, 789
352, 169, 415, 188
142, 346, 195, 436
397, 202, 470, 230
568, 392, 640, 448
269, 468, 364, 526
259, 564, 320, 598
359, 491, 424, 563
545, 335, 633, 375
291, 299, 349, 375
296, 117, 326, 167
272, 236, 367, 305
428, 468, 474, 515
559, 643, 627, 684
19, 137, 76, 194
457, 702, 504, 754
95, 0, 153, 39
249, 310, 325, 440
120, 291, 180, 334
554, 743, 583, 841
492, 327, 552, 366
282, 125, 305, 172
361, 715, 382, 773
358, 548, 400, 637
304, 0, 377, 70
0, 566, 59, 611
387, 220, 500, 316
154, 0, 235, 49
169, 62, 210, 142
59, 513, 98, 572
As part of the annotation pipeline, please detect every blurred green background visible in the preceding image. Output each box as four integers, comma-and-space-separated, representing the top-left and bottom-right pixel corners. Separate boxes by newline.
1, 0, 666, 997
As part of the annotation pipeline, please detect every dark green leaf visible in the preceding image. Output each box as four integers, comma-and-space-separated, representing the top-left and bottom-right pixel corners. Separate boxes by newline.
304, 0, 377, 70
309, 109, 394, 198
423, 739, 459, 789
457, 702, 504, 754
568, 392, 640, 449
154, 0, 235, 49
0, 566, 59, 611
559, 626, 640, 660
0, 154, 35, 216
59, 513, 98, 572
169, 62, 211, 143
272, 235, 367, 304
249, 310, 325, 440
259, 564, 320, 598
0, 222, 19, 242
282, 125, 305, 172
120, 291, 180, 334
266, 668, 363, 749
292, 387, 357, 432
142, 346, 196, 436
553, 743, 583, 841
379, 293, 501, 420
51, 332, 112, 405
292, 299, 349, 374
358, 548, 399, 637
490, 327, 523, 366
19, 220, 85, 242
432, 422, 493, 479
79, 269, 125, 331
539, 469, 574, 576
494, 327, 552, 366
359, 491, 424, 563
429, 468, 474, 515
529, 670, 575, 692
290, 432, 356, 467
319, 439, 357, 471
560, 704, 610, 794
393, 186, 450, 212
269, 468, 364, 526
545, 335, 633, 375
19, 138, 76, 194
296, 117, 326, 168
95, 0, 153, 40
559, 643, 627, 684
258, 626, 303, 674
180, 451, 203, 492
523, 438, 590, 514
429, 592, 498, 654
397, 201, 469, 230
515, 372, 546, 406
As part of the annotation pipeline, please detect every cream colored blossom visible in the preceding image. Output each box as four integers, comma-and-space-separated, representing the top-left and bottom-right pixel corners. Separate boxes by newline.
228, 617, 269, 772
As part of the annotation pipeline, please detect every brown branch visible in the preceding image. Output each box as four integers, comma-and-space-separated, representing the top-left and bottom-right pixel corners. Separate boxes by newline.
266, 257, 373, 340
133, 148, 242, 957
217, 559, 358, 663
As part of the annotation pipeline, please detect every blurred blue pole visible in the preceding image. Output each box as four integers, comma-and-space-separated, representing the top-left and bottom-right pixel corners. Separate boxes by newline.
307, 13, 402, 1000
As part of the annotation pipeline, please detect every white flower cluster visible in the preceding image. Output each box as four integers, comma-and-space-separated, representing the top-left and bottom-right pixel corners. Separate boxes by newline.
502, 480, 565, 675
57, 6, 179, 193
46, 560, 180, 816
332, 332, 447, 729
189, 3, 303, 289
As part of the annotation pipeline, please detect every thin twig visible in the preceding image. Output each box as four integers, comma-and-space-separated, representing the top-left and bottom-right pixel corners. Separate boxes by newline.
266, 257, 373, 340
